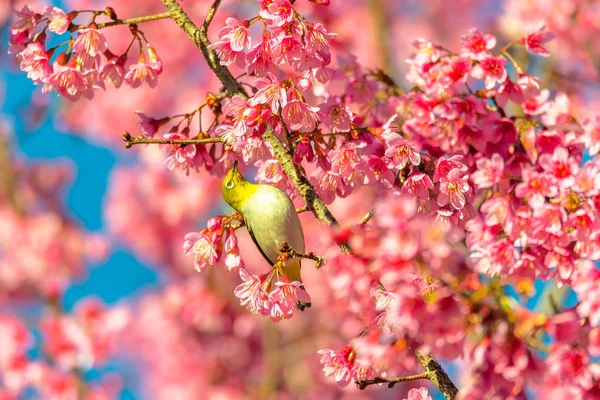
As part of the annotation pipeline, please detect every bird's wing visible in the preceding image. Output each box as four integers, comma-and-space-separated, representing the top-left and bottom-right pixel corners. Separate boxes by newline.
244, 216, 275, 266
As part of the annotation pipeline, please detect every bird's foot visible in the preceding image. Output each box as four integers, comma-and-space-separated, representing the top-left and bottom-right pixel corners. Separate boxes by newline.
297, 300, 312, 311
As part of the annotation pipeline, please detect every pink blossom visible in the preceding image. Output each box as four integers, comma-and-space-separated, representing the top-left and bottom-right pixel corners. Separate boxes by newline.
272, 34, 304, 67
385, 139, 421, 169
433, 155, 468, 182
282, 100, 319, 132
99, 58, 125, 88
547, 345, 595, 390
42, 6, 70, 35
305, 23, 335, 66
183, 232, 219, 271
472, 239, 517, 276
311, 168, 345, 204
523, 89, 550, 115
293, 136, 315, 163
208, 18, 249, 66
583, 116, 600, 156
217, 18, 250, 52
255, 159, 294, 194
161, 133, 198, 175
437, 168, 470, 210
73, 27, 108, 58
520, 21, 555, 57
471, 56, 508, 89
268, 280, 309, 322
18, 41, 52, 84
246, 33, 279, 76
224, 228, 244, 271
361, 155, 396, 188
409, 38, 442, 67
496, 79, 525, 107
10, 6, 37, 37
403, 173, 434, 199
437, 56, 472, 87
460, 28, 496, 59
208, 39, 245, 67
317, 346, 374, 387
249, 76, 285, 113
329, 141, 365, 176
472, 154, 505, 188
42, 60, 94, 101
134, 111, 166, 137
538, 146, 578, 187
0, 317, 30, 371
260, 0, 295, 26
404, 387, 432, 400
233, 269, 271, 316
125, 54, 159, 89
573, 161, 600, 195
515, 168, 558, 209
318, 96, 352, 131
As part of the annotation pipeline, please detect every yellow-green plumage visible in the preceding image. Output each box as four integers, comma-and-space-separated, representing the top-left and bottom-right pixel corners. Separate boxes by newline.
222, 162, 305, 282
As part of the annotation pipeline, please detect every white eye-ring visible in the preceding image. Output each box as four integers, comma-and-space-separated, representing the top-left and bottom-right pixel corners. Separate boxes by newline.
225, 180, 234, 189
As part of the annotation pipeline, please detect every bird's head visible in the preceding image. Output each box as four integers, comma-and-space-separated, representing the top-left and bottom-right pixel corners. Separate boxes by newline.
222, 160, 256, 212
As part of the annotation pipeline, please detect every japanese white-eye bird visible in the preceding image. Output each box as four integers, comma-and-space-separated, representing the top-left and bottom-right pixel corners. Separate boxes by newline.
222, 161, 305, 284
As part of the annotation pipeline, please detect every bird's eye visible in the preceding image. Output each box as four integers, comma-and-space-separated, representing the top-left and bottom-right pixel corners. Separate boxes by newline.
225, 180, 234, 189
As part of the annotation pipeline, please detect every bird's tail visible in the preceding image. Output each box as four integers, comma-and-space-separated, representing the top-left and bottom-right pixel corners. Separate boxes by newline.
282, 258, 311, 311
282, 258, 302, 283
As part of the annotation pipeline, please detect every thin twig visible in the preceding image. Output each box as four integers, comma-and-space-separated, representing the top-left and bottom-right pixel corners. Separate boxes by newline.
356, 371, 433, 390
279, 242, 325, 269
122, 131, 223, 148
358, 211, 373, 226
69, 12, 171, 31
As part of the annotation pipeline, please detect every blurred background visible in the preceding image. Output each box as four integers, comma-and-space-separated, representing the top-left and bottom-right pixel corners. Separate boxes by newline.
1, 0, 598, 399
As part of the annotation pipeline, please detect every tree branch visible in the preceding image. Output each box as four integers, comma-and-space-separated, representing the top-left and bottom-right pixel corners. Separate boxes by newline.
356, 371, 433, 390
122, 132, 223, 148
69, 12, 171, 31
415, 351, 459, 400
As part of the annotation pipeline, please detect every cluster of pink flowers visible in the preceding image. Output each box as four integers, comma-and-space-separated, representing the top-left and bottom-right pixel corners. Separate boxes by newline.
0, 301, 126, 399
318, 345, 375, 386
8, 0, 600, 398
183, 214, 244, 272
0, 158, 106, 299
10, 5, 163, 101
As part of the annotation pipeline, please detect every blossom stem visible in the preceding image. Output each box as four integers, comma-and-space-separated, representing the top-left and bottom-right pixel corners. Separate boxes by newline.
499, 40, 519, 54
122, 132, 223, 148
501, 50, 522, 73
69, 12, 172, 31
356, 371, 433, 390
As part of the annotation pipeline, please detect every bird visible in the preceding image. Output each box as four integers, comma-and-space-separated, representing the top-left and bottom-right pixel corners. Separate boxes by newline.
222, 161, 305, 284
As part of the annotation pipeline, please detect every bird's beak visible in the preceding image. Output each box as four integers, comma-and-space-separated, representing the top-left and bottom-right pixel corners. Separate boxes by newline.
233, 160, 238, 173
